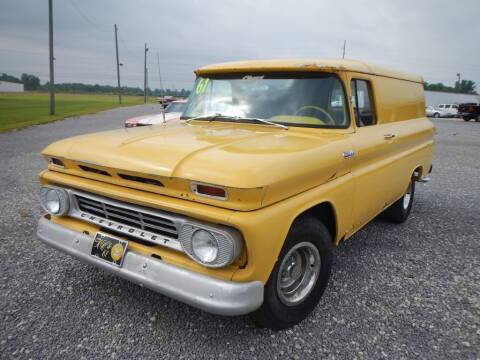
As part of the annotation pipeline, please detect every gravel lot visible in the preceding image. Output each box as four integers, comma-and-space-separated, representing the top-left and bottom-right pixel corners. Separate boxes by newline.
0, 108, 479, 359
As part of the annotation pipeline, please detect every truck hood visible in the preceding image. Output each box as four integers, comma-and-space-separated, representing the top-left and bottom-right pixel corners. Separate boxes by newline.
42, 121, 353, 210
137, 112, 182, 124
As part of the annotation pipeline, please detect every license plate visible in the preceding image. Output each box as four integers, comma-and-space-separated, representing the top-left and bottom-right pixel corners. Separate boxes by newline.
91, 232, 128, 267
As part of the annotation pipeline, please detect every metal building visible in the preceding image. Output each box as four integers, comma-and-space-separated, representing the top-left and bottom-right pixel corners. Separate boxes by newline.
0, 81, 24, 92
425, 91, 479, 107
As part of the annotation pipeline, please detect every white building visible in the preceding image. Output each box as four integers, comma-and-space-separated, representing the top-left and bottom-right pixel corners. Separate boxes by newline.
0, 81, 24, 92
425, 91, 479, 107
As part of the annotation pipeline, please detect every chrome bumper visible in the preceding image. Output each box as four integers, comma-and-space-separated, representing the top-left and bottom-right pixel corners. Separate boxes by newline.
37, 217, 263, 316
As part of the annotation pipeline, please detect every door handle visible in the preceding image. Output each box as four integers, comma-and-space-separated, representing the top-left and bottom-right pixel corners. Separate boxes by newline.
384, 133, 396, 140
342, 150, 355, 159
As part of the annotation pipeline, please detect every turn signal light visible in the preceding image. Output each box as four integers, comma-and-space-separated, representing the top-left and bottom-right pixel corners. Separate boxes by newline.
191, 183, 227, 200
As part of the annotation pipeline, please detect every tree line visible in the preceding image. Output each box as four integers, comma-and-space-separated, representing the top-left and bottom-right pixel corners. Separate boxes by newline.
0, 72, 190, 97
424, 80, 477, 95
1, 73, 40, 90
1, 72, 477, 96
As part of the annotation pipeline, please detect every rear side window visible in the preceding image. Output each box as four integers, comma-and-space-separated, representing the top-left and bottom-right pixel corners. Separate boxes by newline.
445, 105, 451, 109
350, 79, 376, 127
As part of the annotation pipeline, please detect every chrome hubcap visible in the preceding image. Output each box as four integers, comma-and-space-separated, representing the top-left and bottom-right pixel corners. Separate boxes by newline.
403, 181, 413, 210
277, 242, 321, 306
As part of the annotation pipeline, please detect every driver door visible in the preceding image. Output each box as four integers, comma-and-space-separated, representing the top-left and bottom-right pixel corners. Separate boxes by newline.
349, 77, 399, 231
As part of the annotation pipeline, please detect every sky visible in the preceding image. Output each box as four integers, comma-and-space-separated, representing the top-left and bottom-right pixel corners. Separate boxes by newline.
1, 0, 479, 90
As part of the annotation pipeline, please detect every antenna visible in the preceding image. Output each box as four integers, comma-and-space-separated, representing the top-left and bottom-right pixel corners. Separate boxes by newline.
342, 40, 346, 59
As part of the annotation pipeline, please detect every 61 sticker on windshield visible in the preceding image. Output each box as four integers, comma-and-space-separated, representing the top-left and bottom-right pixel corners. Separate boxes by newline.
195, 78, 210, 94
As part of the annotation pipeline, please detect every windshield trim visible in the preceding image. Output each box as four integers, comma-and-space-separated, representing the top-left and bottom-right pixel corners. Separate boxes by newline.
182, 72, 352, 130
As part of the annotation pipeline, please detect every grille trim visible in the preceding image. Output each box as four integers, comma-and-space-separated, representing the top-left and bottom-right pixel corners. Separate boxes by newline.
78, 165, 111, 177
118, 173, 164, 187
66, 188, 187, 252
75, 196, 178, 239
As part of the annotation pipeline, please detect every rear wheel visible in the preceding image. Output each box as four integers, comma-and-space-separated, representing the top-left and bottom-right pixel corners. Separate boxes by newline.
252, 215, 332, 330
464, 116, 471, 121
476, 115, 480, 122
381, 174, 415, 223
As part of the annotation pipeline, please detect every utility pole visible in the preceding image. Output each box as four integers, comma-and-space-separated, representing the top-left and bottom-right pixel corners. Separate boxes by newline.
146, 68, 149, 100
114, 24, 122, 104
342, 40, 346, 60
144, 43, 149, 103
156, 52, 163, 96
48, 0, 55, 115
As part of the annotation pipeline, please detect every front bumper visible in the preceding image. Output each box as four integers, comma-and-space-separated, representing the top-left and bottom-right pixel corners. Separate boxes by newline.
36, 217, 263, 316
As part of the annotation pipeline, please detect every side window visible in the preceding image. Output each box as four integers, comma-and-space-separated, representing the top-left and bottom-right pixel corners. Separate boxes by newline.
350, 79, 376, 127
445, 105, 451, 109
439, 105, 444, 108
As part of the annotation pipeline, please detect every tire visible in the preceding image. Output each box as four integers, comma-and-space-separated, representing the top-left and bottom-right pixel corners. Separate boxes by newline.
433, 113, 440, 118
252, 215, 332, 330
381, 174, 415, 223
475, 115, 480, 122
463, 116, 471, 122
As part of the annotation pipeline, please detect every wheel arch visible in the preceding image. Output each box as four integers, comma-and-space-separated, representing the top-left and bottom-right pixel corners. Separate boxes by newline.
292, 201, 338, 245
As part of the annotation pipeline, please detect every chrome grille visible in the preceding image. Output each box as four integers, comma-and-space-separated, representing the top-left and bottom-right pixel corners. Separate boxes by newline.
75, 195, 178, 239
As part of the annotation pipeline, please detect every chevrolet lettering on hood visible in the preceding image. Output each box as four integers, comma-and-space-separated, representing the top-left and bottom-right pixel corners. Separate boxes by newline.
36, 58, 434, 330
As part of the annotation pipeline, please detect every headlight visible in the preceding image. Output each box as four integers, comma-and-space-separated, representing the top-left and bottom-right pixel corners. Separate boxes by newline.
40, 186, 70, 216
179, 223, 243, 268
192, 230, 218, 263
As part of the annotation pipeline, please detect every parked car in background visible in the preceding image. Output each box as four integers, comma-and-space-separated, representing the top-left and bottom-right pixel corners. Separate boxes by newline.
124, 100, 187, 127
437, 104, 459, 118
156, 96, 175, 106
458, 103, 480, 122
37, 59, 434, 330
425, 106, 447, 118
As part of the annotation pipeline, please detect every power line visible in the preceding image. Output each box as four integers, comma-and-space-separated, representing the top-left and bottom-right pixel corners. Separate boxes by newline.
67, 0, 108, 33
117, 33, 139, 60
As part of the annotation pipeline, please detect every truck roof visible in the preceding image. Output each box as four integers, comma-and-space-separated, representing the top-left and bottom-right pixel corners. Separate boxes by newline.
195, 59, 423, 83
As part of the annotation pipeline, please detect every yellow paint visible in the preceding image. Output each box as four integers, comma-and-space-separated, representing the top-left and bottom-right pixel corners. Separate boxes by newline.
195, 59, 423, 83
40, 59, 434, 285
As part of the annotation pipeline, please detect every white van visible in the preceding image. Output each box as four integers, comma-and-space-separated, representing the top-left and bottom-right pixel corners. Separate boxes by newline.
437, 104, 459, 117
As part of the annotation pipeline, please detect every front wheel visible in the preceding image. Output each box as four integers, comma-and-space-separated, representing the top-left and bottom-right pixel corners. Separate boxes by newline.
381, 174, 415, 223
252, 215, 332, 330
464, 116, 471, 121
434, 113, 440, 118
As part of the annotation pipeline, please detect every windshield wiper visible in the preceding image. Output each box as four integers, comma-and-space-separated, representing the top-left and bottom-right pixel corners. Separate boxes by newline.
184, 113, 288, 130
183, 113, 223, 124
234, 116, 289, 130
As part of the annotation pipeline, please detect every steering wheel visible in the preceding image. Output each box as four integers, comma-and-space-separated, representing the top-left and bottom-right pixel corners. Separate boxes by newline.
294, 106, 335, 125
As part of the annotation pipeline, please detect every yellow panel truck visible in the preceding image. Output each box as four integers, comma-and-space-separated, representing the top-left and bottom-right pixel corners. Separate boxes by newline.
37, 59, 434, 329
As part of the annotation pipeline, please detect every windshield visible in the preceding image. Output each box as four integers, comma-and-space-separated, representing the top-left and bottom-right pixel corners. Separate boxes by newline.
165, 102, 186, 113
182, 74, 350, 128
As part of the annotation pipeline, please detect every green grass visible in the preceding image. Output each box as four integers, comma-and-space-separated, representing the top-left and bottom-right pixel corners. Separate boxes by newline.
0, 92, 154, 132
